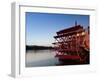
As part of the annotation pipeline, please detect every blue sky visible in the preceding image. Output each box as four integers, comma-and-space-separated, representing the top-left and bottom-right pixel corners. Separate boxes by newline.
26, 12, 89, 46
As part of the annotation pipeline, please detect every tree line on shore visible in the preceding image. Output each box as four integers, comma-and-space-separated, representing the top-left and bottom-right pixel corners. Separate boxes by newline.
26, 45, 54, 50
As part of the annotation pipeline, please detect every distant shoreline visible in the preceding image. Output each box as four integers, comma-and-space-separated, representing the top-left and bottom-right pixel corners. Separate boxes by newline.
26, 45, 54, 51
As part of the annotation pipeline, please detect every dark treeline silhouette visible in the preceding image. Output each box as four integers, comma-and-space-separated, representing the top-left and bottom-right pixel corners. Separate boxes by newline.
26, 45, 54, 50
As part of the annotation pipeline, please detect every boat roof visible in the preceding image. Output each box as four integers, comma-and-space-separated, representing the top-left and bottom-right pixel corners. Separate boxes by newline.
57, 25, 83, 35
54, 29, 84, 38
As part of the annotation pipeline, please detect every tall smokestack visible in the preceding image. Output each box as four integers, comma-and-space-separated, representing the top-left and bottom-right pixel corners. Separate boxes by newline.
75, 21, 77, 26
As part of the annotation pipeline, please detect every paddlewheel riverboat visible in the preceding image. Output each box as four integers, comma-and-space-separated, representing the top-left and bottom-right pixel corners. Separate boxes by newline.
53, 22, 90, 64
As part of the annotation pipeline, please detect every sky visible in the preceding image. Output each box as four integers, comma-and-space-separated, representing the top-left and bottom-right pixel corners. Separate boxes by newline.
26, 12, 89, 46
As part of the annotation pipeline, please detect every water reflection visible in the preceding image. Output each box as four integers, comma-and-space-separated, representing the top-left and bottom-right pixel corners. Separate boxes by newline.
26, 50, 59, 67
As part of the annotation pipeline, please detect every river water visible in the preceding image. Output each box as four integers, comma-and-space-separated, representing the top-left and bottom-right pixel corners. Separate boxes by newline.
26, 50, 59, 67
